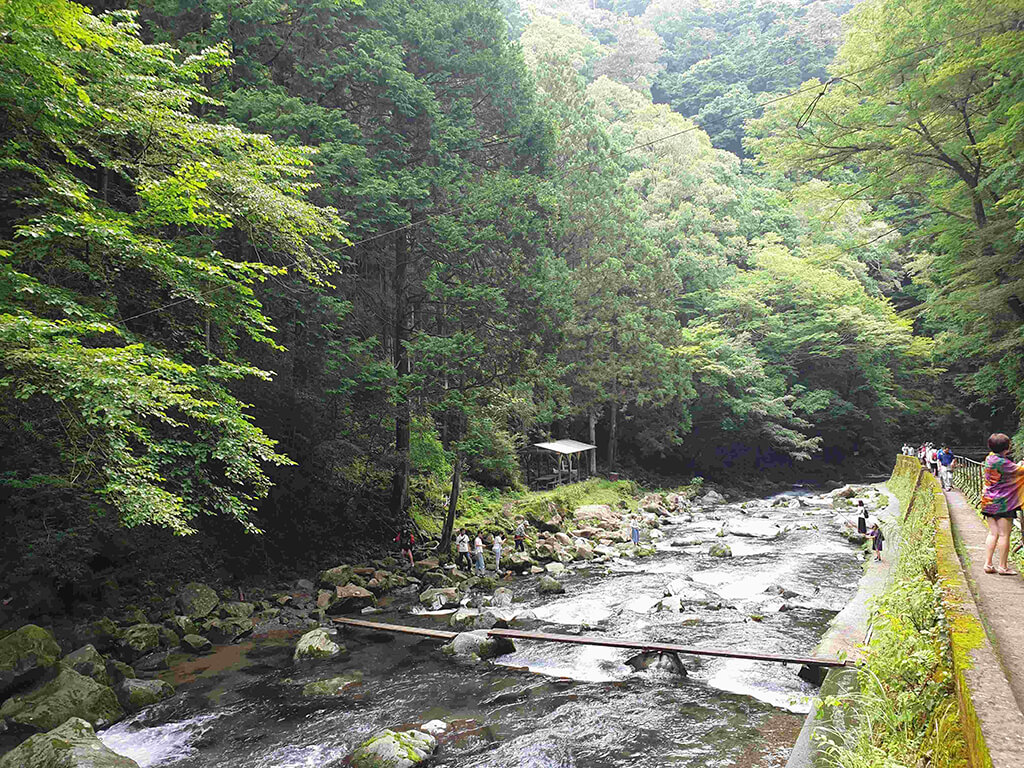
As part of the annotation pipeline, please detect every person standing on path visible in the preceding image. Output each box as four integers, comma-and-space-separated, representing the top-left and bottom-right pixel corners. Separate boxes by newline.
856, 501, 868, 534
868, 522, 884, 562
980, 433, 1024, 576
937, 445, 955, 491
473, 532, 486, 575
927, 444, 940, 476
629, 513, 641, 547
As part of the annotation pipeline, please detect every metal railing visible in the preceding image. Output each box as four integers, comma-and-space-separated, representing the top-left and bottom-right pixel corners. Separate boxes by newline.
952, 455, 985, 508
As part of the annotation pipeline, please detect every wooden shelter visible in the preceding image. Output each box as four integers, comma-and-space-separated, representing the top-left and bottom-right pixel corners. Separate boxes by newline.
524, 439, 596, 490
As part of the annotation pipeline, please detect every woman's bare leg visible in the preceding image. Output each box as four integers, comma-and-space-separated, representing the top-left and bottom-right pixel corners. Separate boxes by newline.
985, 516, 1000, 569
997, 516, 1013, 571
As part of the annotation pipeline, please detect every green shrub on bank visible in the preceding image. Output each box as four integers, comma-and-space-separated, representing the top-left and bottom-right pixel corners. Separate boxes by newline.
817, 469, 968, 768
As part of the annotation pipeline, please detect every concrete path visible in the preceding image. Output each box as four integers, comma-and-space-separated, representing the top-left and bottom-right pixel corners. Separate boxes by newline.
944, 489, 1024, 710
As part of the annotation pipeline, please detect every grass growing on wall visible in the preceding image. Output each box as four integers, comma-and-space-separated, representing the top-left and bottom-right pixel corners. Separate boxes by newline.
817, 463, 969, 768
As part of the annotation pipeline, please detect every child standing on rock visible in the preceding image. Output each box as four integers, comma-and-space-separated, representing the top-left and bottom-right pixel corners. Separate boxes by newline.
868, 522, 884, 562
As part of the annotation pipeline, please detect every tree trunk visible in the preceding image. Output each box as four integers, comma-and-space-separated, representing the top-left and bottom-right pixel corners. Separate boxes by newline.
440, 450, 462, 554
390, 227, 411, 518
608, 400, 618, 472
588, 408, 597, 475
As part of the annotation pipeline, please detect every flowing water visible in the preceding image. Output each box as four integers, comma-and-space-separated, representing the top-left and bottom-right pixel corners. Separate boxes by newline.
99, 488, 873, 768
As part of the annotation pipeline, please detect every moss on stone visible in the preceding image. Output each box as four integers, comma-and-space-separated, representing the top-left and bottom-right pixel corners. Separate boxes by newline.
0, 665, 124, 732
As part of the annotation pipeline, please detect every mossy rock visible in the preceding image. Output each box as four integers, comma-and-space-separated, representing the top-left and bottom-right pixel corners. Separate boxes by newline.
115, 677, 175, 713
537, 576, 564, 594
204, 617, 253, 644
708, 543, 732, 558
62, 645, 111, 687
104, 659, 136, 684
219, 602, 255, 619
175, 582, 219, 619
181, 634, 212, 654
318, 565, 354, 588
301, 672, 362, 697
441, 631, 516, 663
0, 716, 139, 768
119, 624, 161, 661
293, 628, 344, 663
350, 728, 437, 768
0, 624, 62, 699
165, 615, 198, 636
75, 617, 122, 653
0, 666, 124, 732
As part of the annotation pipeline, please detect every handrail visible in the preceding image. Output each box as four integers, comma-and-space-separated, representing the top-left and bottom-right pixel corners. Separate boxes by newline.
952, 454, 985, 508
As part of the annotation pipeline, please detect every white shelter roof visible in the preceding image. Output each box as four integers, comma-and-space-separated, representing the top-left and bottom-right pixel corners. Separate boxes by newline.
533, 439, 596, 455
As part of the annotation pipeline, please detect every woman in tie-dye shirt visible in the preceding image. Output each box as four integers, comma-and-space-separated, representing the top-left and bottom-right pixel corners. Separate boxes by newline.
980, 433, 1024, 575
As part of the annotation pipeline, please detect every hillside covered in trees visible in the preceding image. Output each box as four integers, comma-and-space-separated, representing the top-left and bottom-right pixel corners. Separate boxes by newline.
1, 0, 1022, 597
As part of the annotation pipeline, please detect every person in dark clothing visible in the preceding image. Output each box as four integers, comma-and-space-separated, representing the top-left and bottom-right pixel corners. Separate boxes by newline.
856, 501, 868, 534
395, 528, 415, 566
869, 523, 884, 562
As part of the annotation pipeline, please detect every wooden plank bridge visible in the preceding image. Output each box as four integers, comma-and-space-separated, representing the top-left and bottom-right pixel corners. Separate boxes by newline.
333, 617, 851, 672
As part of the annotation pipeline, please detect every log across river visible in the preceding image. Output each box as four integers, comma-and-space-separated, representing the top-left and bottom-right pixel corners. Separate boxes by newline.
97, 484, 881, 768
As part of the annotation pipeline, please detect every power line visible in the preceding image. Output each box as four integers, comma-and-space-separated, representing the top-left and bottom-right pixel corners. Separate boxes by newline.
115, 18, 1010, 327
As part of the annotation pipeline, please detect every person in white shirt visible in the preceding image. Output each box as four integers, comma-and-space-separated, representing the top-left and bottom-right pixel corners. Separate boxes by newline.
456, 529, 472, 572
492, 534, 504, 574
473, 534, 485, 575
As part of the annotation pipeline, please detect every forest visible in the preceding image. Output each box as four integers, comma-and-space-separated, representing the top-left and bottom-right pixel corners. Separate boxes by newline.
1, 0, 1022, 597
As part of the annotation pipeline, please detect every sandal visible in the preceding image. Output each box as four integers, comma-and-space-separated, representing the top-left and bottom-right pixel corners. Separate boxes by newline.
997, 568, 1018, 576
984, 565, 997, 573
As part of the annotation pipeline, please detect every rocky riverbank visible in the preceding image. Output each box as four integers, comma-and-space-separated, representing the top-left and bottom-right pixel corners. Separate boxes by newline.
0, 482, 888, 767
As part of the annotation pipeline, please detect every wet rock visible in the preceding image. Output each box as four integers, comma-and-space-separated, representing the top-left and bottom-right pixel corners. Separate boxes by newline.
670, 537, 702, 547
326, 585, 376, 615
625, 651, 687, 676
118, 624, 160, 662
302, 672, 362, 697
0, 624, 62, 699
449, 608, 478, 630
537, 576, 564, 594
176, 582, 219, 619
132, 650, 170, 673
0, 666, 123, 732
316, 589, 335, 609
544, 562, 566, 575
181, 634, 212, 654
492, 587, 514, 608
0, 716, 139, 768
725, 519, 782, 540
412, 559, 441, 577
708, 543, 732, 558
350, 728, 437, 768
115, 678, 174, 713
62, 645, 111, 687
418, 587, 460, 611
529, 565, 545, 575
293, 628, 344, 663
442, 631, 515, 662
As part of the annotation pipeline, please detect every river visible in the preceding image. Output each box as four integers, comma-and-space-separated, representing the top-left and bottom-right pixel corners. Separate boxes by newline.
98, 486, 873, 768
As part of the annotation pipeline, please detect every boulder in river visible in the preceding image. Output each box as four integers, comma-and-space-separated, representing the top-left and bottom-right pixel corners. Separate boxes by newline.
442, 630, 515, 662
301, 672, 362, 697
0, 624, 62, 699
491, 587, 514, 608
204, 617, 254, 644
418, 587, 460, 610
625, 651, 687, 676
326, 585, 376, 615
544, 562, 566, 575
725, 519, 782, 540
175, 582, 219, 619
699, 489, 726, 506
319, 565, 355, 589
350, 728, 437, 768
0, 716, 139, 768
448, 608, 479, 630
219, 601, 254, 619
115, 677, 174, 713
708, 542, 732, 558
506, 551, 535, 572
0, 665, 123, 732
293, 628, 344, 663
537, 575, 564, 594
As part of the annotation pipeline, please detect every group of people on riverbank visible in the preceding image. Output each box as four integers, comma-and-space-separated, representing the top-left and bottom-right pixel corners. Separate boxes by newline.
901, 442, 955, 490
451, 519, 530, 576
